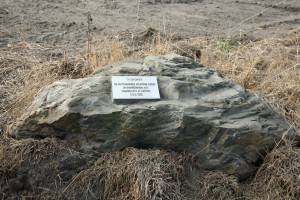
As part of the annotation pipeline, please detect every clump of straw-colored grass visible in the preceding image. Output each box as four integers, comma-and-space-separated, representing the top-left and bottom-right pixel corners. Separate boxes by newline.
64, 148, 184, 200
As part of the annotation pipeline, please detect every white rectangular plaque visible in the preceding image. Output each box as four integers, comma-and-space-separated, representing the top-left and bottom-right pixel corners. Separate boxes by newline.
111, 76, 160, 100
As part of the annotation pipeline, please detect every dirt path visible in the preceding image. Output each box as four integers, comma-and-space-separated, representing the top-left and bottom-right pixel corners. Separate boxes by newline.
0, 0, 299, 49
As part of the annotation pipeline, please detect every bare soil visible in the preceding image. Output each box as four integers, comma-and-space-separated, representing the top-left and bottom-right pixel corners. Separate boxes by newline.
0, 0, 299, 50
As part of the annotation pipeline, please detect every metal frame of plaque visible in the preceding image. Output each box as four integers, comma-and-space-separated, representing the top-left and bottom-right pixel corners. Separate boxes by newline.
111, 76, 160, 100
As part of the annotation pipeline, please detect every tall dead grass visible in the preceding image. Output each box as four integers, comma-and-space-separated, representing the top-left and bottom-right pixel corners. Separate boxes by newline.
198, 30, 300, 128
182, 170, 239, 200
245, 140, 300, 199
0, 136, 67, 199
0, 136, 240, 200
64, 148, 184, 200
0, 44, 89, 130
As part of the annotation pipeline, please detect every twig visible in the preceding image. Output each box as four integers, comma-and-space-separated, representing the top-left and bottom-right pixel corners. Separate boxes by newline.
87, 12, 93, 68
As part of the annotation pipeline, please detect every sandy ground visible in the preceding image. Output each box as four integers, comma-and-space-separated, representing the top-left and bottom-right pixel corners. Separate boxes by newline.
0, 0, 299, 50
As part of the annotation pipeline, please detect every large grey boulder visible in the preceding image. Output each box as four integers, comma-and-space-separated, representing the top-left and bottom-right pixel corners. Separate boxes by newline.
12, 54, 296, 179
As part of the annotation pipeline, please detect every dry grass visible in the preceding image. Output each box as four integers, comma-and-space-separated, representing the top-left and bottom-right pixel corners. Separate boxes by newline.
182, 170, 239, 200
1, 136, 299, 199
0, 136, 68, 199
63, 148, 243, 200
64, 148, 184, 200
0, 137, 239, 200
245, 140, 300, 199
199, 31, 300, 128
196, 171, 239, 200
0, 44, 90, 130
0, 136, 61, 174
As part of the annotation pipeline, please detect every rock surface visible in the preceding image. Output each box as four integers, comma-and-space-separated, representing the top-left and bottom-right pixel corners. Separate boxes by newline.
12, 54, 296, 179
